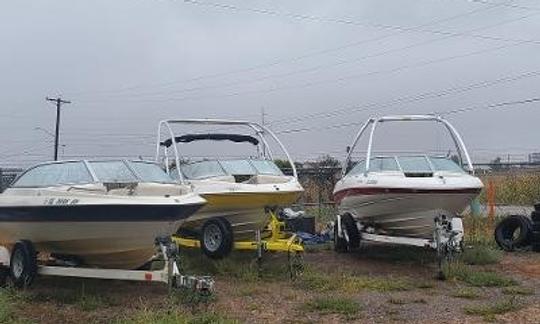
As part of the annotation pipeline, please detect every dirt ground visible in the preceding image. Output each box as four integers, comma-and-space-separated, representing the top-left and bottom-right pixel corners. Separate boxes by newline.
6, 244, 540, 324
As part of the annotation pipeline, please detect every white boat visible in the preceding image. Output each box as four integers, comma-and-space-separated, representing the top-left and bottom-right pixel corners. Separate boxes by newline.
0, 160, 205, 269
156, 119, 304, 258
334, 115, 483, 240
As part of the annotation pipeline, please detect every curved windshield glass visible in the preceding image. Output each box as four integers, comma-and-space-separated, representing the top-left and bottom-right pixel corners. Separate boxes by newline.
13, 162, 93, 187
250, 160, 283, 175
348, 156, 464, 175
179, 159, 284, 180
429, 157, 464, 173
220, 160, 256, 175
129, 161, 175, 183
348, 157, 400, 174
89, 161, 137, 183
180, 161, 227, 180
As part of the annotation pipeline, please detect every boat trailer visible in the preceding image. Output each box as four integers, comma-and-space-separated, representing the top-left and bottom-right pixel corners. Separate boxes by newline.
0, 237, 214, 292
173, 209, 305, 279
334, 214, 464, 277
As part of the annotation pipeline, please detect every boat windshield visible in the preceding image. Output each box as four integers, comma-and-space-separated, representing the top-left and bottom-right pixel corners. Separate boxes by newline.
12, 161, 93, 187
89, 161, 138, 183
349, 156, 464, 175
178, 159, 283, 180
128, 161, 175, 183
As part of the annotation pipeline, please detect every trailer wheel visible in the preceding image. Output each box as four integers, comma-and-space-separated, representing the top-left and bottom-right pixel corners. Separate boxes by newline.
200, 218, 233, 259
9, 240, 37, 288
341, 214, 360, 249
333, 221, 348, 253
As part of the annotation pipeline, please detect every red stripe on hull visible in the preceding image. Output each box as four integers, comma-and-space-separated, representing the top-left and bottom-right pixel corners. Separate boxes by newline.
334, 187, 482, 204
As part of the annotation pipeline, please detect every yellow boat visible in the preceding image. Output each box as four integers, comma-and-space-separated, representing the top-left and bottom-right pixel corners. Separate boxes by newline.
155, 119, 304, 258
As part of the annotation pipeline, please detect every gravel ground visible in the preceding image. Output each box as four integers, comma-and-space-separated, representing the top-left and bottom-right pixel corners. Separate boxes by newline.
8, 245, 540, 323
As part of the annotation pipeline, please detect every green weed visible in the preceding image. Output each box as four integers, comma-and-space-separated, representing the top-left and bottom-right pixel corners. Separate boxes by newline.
451, 287, 481, 299
460, 245, 503, 265
443, 262, 516, 287
303, 296, 361, 319
464, 296, 523, 321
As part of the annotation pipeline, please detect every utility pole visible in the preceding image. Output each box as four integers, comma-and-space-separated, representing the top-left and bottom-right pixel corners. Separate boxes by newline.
46, 97, 71, 161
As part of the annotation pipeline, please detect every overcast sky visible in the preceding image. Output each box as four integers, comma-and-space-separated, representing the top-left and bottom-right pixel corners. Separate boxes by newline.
1, 0, 539, 167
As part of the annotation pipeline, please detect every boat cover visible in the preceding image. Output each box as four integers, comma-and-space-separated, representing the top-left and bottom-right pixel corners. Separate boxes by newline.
161, 134, 259, 147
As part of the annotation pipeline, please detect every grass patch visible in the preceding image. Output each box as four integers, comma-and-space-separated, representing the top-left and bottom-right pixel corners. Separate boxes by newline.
298, 267, 412, 293
27, 285, 111, 311
464, 297, 523, 321
451, 287, 481, 299
443, 262, 516, 287
460, 246, 502, 265
387, 297, 427, 305
180, 250, 289, 282
117, 308, 237, 324
0, 288, 26, 323
303, 296, 361, 319
343, 275, 412, 293
502, 286, 535, 296
415, 281, 435, 289
297, 268, 336, 292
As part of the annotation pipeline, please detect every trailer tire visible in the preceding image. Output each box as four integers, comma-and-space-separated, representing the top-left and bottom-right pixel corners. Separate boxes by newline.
531, 211, 540, 223
9, 240, 37, 288
200, 218, 233, 259
334, 221, 348, 253
494, 215, 532, 251
341, 213, 360, 249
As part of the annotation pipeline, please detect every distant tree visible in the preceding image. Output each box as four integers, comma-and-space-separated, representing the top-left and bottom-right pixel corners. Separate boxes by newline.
274, 159, 292, 170
306, 154, 340, 169
490, 156, 503, 171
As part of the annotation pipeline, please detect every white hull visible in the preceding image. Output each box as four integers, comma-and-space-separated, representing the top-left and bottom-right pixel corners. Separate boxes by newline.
337, 192, 478, 238
0, 221, 181, 269
0, 185, 205, 269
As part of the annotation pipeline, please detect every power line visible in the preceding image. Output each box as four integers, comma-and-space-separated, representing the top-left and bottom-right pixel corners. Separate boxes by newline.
268, 70, 540, 128
438, 97, 540, 115
464, 0, 540, 11
69, 1, 530, 99
79, 41, 529, 105
87, 9, 537, 102
183, 0, 540, 45
70, 2, 507, 99
275, 96, 540, 135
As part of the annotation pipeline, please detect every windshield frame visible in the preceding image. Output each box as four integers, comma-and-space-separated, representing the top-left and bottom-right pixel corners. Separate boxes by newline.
178, 158, 284, 180
10, 159, 176, 188
347, 155, 465, 176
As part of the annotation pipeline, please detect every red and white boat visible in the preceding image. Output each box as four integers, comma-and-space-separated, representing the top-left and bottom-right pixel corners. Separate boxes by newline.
333, 115, 483, 241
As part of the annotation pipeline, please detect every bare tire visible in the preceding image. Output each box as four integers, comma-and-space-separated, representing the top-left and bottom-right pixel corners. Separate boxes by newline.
200, 218, 233, 259
494, 215, 532, 251
341, 213, 360, 250
9, 240, 38, 288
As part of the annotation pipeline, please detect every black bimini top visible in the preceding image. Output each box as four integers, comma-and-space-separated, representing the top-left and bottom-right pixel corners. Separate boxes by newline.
160, 133, 260, 148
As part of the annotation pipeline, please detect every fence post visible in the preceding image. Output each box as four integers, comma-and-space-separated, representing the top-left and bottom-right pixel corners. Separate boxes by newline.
487, 180, 496, 231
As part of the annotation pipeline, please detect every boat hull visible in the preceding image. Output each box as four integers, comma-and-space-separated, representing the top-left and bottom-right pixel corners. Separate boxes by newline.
0, 203, 203, 269
335, 188, 481, 239
181, 190, 302, 241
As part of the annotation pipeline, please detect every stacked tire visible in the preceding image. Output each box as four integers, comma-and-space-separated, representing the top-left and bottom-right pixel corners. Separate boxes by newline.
532, 204, 540, 252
